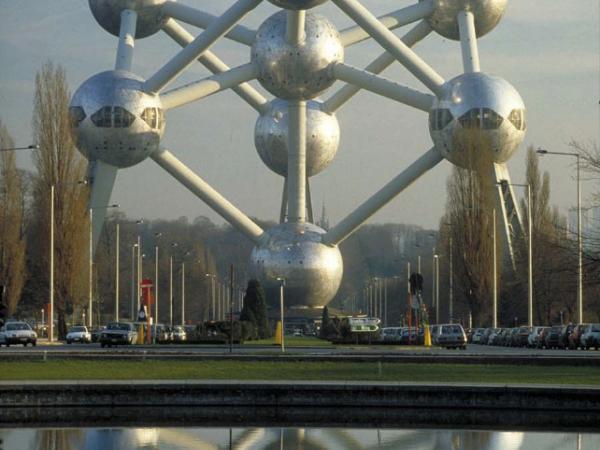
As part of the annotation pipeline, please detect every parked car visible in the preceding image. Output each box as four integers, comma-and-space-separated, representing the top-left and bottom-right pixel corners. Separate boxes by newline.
508, 327, 520, 347
381, 327, 403, 343
568, 324, 588, 350
151, 324, 171, 344
561, 324, 576, 348
528, 326, 545, 348
513, 326, 531, 347
66, 325, 91, 344
486, 328, 501, 345
171, 325, 187, 342
544, 326, 563, 349
0, 321, 37, 347
580, 323, 600, 350
434, 324, 467, 349
90, 326, 106, 343
537, 327, 551, 348
401, 327, 424, 345
99, 322, 137, 347
471, 328, 485, 344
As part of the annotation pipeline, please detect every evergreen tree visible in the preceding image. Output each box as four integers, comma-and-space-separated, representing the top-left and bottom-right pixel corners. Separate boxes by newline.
320, 305, 330, 338
240, 279, 271, 338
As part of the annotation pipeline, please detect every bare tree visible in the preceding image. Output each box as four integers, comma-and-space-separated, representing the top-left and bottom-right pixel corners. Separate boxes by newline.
30, 62, 88, 338
443, 132, 497, 326
0, 120, 27, 316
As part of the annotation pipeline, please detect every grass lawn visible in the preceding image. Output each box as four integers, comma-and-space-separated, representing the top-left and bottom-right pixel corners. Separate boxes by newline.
1, 360, 599, 385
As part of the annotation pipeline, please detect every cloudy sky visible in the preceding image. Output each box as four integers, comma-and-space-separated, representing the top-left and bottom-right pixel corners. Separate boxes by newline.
0, 0, 598, 230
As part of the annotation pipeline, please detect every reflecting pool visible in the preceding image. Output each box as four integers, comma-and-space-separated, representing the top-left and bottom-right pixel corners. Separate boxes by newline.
1, 428, 598, 450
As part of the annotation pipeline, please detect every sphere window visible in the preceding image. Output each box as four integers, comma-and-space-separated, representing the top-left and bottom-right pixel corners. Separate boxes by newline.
459, 108, 503, 130
91, 106, 113, 128
430, 108, 453, 130
69, 106, 86, 128
141, 107, 164, 129
113, 106, 136, 128
508, 109, 526, 131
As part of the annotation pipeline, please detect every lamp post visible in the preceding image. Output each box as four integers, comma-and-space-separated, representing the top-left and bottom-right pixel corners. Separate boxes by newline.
492, 208, 497, 329
276, 277, 285, 353
153, 232, 162, 343
168, 242, 178, 327
0, 144, 39, 152
433, 254, 439, 323
131, 243, 137, 320
115, 222, 120, 322
537, 148, 583, 323
88, 204, 119, 328
205, 273, 216, 320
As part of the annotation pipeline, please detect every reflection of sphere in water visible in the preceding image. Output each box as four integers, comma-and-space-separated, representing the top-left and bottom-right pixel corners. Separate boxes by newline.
268, 0, 328, 9
254, 99, 340, 177
428, 72, 525, 169
251, 222, 343, 308
89, 0, 170, 38
70, 70, 165, 168
252, 11, 344, 100
84, 428, 159, 450
421, 0, 508, 40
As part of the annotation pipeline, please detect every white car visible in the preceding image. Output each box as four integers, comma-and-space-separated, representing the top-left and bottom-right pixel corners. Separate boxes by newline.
527, 326, 545, 348
580, 323, 600, 350
171, 325, 187, 342
0, 321, 37, 347
66, 325, 92, 344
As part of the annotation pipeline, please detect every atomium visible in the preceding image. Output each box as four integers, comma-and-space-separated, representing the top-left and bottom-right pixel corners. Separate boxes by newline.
255, 99, 339, 177
89, 0, 170, 39
252, 11, 344, 100
429, 72, 525, 168
73, 0, 529, 311
251, 222, 343, 308
70, 70, 165, 169
421, 0, 508, 40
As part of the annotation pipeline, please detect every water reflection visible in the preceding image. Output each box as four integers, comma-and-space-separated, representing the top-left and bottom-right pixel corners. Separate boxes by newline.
2, 428, 595, 450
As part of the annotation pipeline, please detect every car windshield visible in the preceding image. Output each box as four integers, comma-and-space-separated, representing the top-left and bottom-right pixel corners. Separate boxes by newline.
107, 323, 130, 331
70, 327, 86, 332
6, 323, 31, 331
441, 325, 462, 334
591, 324, 600, 332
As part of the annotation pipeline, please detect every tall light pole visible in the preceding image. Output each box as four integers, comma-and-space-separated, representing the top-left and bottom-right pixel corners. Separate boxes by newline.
181, 261, 186, 325
115, 222, 120, 322
510, 182, 533, 327
131, 244, 137, 320
537, 148, 583, 323
205, 273, 216, 320
492, 208, 497, 329
0, 144, 39, 152
49, 185, 54, 341
153, 232, 162, 342
434, 254, 440, 323
88, 203, 119, 328
169, 242, 178, 327
276, 277, 285, 353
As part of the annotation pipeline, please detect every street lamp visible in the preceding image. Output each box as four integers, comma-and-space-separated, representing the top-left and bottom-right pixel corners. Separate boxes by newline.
88, 203, 119, 328
537, 147, 583, 323
0, 144, 39, 152
153, 232, 162, 343
168, 242, 178, 327
276, 277, 285, 353
205, 273, 217, 321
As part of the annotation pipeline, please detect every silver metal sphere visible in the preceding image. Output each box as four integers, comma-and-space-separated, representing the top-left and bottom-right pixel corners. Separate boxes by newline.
70, 70, 165, 168
420, 0, 507, 40
428, 72, 526, 168
268, 0, 328, 10
255, 99, 339, 177
251, 222, 343, 308
89, 0, 169, 39
252, 11, 344, 100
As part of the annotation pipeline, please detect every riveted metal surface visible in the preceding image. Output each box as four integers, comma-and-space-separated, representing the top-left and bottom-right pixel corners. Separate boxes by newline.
255, 99, 339, 177
89, 0, 170, 38
268, 0, 328, 10
70, 70, 164, 168
251, 223, 343, 308
420, 0, 507, 40
252, 11, 344, 100
429, 72, 525, 168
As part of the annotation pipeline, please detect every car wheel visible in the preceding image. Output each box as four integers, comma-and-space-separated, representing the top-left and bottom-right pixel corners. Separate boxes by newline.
32, 341, 36, 347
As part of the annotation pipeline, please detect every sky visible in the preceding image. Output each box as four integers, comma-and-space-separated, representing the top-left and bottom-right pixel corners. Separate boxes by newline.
0, 0, 598, 231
